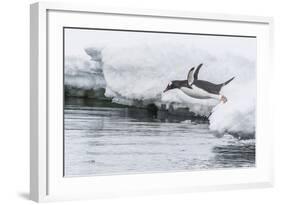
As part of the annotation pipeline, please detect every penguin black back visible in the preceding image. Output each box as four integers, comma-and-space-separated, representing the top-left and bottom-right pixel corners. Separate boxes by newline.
193, 77, 235, 95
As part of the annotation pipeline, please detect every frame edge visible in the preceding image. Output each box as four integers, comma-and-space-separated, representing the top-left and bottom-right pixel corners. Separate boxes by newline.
30, 2, 39, 202
30, 1, 275, 202
30, 2, 48, 202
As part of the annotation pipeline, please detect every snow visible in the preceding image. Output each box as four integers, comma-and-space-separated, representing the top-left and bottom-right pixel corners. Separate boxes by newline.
64, 28, 256, 135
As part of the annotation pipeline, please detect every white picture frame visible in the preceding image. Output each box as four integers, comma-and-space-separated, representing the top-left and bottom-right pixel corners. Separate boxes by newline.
30, 2, 274, 202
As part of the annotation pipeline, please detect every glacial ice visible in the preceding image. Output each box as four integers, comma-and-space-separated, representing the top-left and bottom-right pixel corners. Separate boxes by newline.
64, 34, 256, 136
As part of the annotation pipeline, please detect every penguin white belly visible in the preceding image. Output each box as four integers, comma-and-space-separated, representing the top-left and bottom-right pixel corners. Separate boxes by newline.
180, 86, 221, 100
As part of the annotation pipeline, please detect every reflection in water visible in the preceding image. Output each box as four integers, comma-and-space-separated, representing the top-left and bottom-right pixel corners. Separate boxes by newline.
64, 98, 255, 177
212, 143, 255, 167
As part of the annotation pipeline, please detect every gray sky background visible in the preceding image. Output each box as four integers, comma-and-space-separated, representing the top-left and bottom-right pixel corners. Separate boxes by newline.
64, 28, 256, 61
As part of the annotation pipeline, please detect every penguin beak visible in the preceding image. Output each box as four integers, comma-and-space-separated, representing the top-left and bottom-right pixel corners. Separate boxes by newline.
164, 83, 172, 93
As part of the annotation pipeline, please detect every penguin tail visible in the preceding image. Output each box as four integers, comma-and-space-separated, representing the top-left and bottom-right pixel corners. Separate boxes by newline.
221, 77, 235, 87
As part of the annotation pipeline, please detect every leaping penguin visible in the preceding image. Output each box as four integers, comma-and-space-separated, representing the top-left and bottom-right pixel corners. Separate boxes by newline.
163, 64, 235, 103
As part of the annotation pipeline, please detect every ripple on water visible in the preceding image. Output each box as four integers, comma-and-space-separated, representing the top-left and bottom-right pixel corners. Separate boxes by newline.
64, 104, 255, 177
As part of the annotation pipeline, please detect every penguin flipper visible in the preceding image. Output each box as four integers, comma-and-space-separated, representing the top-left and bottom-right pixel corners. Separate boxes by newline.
187, 67, 195, 86
193, 63, 203, 80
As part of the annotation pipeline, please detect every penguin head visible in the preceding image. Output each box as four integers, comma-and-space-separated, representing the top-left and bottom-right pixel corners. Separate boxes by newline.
163, 81, 178, 93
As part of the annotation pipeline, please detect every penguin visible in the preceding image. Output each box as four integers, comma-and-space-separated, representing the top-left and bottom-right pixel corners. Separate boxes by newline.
163, 64, 234, 103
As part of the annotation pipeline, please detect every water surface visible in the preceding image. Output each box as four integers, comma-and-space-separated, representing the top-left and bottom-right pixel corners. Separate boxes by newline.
64, 98, 255, 177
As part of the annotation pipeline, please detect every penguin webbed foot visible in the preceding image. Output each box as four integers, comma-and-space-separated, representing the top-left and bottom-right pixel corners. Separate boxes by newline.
220, 95, 228, 103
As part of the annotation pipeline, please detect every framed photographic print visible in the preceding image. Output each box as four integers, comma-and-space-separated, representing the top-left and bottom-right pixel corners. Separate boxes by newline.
30, 2, 274, 202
